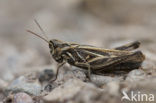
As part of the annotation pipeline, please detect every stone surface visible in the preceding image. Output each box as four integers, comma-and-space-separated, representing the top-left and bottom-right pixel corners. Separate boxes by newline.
91, 75, 123, 86
13, 92, 34, 103
126, 69, 147, 82
5, 74, 42, 96
43, 79, 99, 102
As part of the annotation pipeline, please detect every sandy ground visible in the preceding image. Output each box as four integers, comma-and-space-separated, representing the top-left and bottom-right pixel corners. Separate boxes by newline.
0, 0, 156, 103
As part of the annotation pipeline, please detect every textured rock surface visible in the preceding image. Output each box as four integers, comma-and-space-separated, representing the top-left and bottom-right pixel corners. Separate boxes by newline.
5, 74, 42, 96
4, 92, 34, 103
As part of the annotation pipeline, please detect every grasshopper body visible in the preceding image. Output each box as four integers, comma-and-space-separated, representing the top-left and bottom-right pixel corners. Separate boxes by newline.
49, 40, 145, 76
27, 20, 145, 83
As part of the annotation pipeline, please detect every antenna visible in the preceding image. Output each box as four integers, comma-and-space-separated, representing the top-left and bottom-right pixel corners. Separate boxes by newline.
27, 30, 49, 44
34, 19, 49, 41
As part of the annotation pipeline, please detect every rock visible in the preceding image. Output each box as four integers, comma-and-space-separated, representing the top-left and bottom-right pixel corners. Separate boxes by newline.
5, 73, 42, 96
126, 69, 147, 82
67, 80, 121, 103
51, 66, 87, 85
91, 74, 123, 86
4, 92, 34, 103
142, 60, 156, 76
13, 92, 34, 103
72, 68, 87, 81
42, 67, 87, 93
39, 69, 55, 83
105, 81, 120, 96
43, 79, 97, 102
72, 85, 102, 103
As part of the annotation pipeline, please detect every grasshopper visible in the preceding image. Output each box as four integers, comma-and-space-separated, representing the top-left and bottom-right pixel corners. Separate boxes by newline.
27, 20, 145, 84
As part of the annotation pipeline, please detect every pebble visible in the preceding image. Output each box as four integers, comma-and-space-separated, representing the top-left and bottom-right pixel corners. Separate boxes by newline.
3, 92, 34, 103
126, 69, 146, 82
43, 79, 96, 102
39, 69, 55, 83
5, 74, 42, 96
91, 74, 123, 86
13, 92, 33, 103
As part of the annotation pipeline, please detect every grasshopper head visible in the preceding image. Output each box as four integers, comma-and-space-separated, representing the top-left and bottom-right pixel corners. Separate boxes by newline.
49, 39, 64, 63
49, 39, 63, 54
49, 39, 65, 53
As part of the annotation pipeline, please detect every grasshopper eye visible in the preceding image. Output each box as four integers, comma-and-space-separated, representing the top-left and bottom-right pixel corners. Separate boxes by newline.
49, 40, 54, 54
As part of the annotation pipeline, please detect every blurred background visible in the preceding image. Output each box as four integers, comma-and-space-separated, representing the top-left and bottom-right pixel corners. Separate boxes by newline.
0, 0, 156, 102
